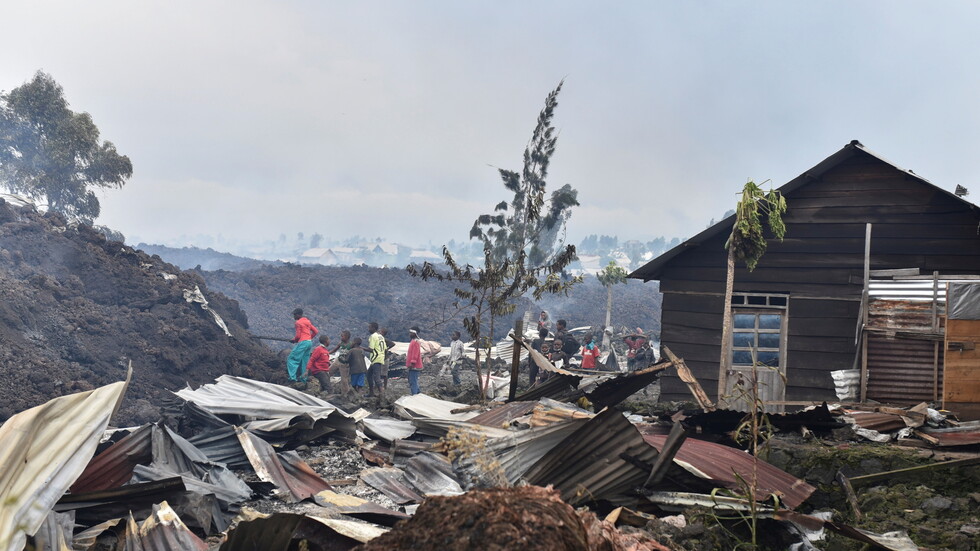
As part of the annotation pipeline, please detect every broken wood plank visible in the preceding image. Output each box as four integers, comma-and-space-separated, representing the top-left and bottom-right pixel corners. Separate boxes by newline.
849, 456, 980, 487
913, 430, 940, 445
663, 346, 715, 411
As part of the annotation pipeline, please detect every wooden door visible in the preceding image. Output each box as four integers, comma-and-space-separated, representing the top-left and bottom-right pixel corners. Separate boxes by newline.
944, 318, 980, 420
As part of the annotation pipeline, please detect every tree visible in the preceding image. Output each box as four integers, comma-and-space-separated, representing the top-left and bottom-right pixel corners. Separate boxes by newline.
718, 180, 787, 402
409, 82, 581, 397
0, 71, 132, 224
596, 261, 628, 347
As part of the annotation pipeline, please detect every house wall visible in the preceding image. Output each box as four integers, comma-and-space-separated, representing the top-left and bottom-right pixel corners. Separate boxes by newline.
655, 152, 980, 403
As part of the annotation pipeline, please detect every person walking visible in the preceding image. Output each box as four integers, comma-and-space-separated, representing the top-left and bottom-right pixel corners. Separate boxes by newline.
307, 335, 332, 393
405, 326, 427, 395
287, 308, 317, 383
367, 322, 388, 400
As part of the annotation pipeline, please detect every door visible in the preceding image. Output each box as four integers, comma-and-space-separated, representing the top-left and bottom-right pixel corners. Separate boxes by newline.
725, 309, 787, 411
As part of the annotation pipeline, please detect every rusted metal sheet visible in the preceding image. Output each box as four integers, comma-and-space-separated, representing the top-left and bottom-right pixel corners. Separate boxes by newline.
866, 336, 944, 404
867, 298, 944, 332
72, 424, 153, 493
468, 401, 537, 427
919, 421, 980, 446
236, 428, 332, 502
523, 408, 657, 505
642, 434, 815, 509
845, 411, 907, 432
360, 467, 424, 505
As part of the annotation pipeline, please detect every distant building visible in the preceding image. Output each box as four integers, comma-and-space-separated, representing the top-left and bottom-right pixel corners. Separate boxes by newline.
298, 248, 338, 266
409, 249, 442, 263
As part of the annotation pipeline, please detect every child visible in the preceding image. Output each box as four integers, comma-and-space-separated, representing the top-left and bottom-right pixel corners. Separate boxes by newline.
580, 334, 599, 370
406, 326, 426, 395
307, 335, 332, 393
348, 337, 368, 394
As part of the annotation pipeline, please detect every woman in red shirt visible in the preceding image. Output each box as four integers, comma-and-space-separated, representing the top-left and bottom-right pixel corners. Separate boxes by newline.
581, 334, 600, 370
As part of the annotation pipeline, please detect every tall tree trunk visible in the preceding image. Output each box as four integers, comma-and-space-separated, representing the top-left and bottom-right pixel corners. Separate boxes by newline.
603, 285, 613, 349
718, 244, 736, 405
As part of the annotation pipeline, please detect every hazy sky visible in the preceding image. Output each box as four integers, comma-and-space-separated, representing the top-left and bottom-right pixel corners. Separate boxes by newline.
3, 2, 979, 249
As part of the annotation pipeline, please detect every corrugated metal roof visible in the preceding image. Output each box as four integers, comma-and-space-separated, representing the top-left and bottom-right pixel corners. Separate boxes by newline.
866, 337, 943, 405
511, 374, 582, 402
393, 394, 480, 421
403, 452, 464, 497
919, 421, 980, 446
845, 411, 908, 432
642, 434, 815, 509
584, 363, 668, 410
174, 375, 348, 422
0, 371, 130, 551
312, 490, 410, 527
523, 408, 658, 505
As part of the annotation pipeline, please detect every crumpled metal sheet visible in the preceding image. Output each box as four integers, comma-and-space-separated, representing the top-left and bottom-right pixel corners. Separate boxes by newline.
393, 394, 481, 421
72, 424, 153, 493
236, 427, 332, 502
584, 362, 669, 410
523, 408, 658, 506
175, 375, 351, 426
468, 401, 538, 427
312, 490, 411, 527
360, 417, 417, 442
136, 501, 209, 551
0, 371, 130, 551
360, 467, 424, 505
182, 285, 233, 337
29, 510, 73, 551
403, 452, 465, 497
642, 433, 815, 509
218, 511, 385, 550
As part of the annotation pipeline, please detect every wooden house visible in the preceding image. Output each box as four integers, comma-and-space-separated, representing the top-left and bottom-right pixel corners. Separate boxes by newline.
630, 141, 980, 412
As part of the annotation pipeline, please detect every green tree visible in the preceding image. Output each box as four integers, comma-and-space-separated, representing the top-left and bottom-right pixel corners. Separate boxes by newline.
0, 71, 132, 224
596, 261, 628, 347
718, 180, 787, 401
410, 82, 581, 397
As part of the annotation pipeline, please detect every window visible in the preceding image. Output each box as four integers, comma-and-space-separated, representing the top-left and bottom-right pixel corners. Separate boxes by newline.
732, 312, 783, 368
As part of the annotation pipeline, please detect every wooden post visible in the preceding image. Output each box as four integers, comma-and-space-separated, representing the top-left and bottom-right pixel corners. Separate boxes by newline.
508, 318, 523, 401
859, 223, 871, 403
644, 421, 687, 487
932, 271, 940, 401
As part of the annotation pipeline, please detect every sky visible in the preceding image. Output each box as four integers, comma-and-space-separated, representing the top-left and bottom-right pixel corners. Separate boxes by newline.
3, 2, 980, 251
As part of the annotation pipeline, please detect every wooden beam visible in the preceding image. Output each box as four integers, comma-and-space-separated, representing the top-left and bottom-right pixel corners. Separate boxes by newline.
508, 319, 523, 402
663, 346, 715, 411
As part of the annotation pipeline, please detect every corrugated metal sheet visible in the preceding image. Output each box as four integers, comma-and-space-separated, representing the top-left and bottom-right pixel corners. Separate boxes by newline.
0, 372, 130, 551
393, 394, 481, 421
468, 401, 538, 427
584, 363, 668, 410
511, 374, 582, 403
867, 336, 944, 404
919, 421, 980, 446
528, 398, 594, 427
523, 408, 657, 505
236, 428, 331, 502
312, 490, 410, 527
642, 434, 814, 509
218, 511, 384, 550
71, 424, 153, 493
360, 417, 417, 442
845, 411, 907, 432
187, 426, 250, 469
136, 501, 208, 551
360, 467, 424, 504
403, 452, 464, 497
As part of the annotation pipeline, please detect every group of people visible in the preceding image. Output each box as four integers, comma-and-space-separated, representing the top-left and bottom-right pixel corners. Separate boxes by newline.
285, 307, 652, 399
286, 308, 462, 400
286, 309, 397, 402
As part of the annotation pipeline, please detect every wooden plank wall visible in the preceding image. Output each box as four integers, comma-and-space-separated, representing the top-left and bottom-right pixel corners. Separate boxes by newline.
656, 153, 980, 403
